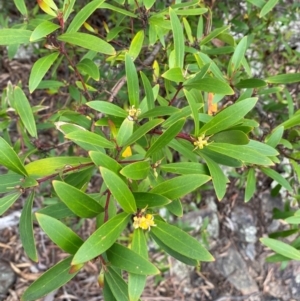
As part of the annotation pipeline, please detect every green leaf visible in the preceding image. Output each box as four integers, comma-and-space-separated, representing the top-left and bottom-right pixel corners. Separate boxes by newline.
247, 140, 279, 156
0, 173, 21, 193
13, 0, 27, 15
245, 168, 256, 202
63, 0, 76, 22
53, 180, 104, 218
265, 73, 300, 84
99, 3, 137, 18
200, 25, 230, 46
166, 199, 183, 217
37, 202, 76, 219
66, 0, 105, 33
235, 78, 267, 88
0, 29, 31, 45
128, 229, 147, 301
246, 0, 266, 8
140, 72, 155, 111
133, 192, 171, 208
162, 67, 185, 82
260, 237, 300, 260
72, 212, 131, 265
206, 143, 273, 165
184, 89, 199, 136
265, 126, 284, 147
100, 167, 137, 213
229, 36, 248, 74
66, 130, 115, 149
175, 8, 208, 15
89, 151, 122, 173
29, 52, 60, 93
58, 33, 116, 55
0, 137, 27, 176
25, 156, 92, 177
36, 213, 83, 254
77, 58, 100, 80
120, 161, 150, 180
151, 220, 214, 261
86, 101, 127, 118
199, 98, 258, 135
125, 53, 139, 107
260, 167, 293, 192
276, 113, 300, 130
14, 86, 37, 137
150, 174, 211, 199
211, 130, 249, 145
105, 267, 129, 301
201, 153, 228, 200
0, 192, 21, 215
20, 192, 37, 262
107, 243, 159, 275
116, 118, 134, 147
170, 7, 184, 69
139, 106, 179, 119
145, 118, 185, 158
124, 119, 164, 146
22, 256, 78, 301
128, 30, 144, 60
30, 20, 60, 42
259, 0, 279, 18
151, 233, 198, 266
160, 162, 208, 175
184, 77, 234, 95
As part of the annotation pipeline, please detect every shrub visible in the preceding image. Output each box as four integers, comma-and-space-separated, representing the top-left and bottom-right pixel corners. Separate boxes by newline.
0, 0, 299, 300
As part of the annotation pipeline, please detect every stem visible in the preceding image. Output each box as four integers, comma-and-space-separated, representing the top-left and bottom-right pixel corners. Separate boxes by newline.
168, 83, 183, 106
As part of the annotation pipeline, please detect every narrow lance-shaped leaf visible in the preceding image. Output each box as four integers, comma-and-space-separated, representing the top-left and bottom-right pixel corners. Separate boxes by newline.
100, 167, 137, 213
229, 36, 248, 75
106, 243, 159, 275
259, 0, 279, 18
72, 212, 131, 265
13, 0, 27, 15
20, 191, 38, 262
140, 71, 155, 111
145, 118, 185, 158
260, 237, 300, 261
150, 174, 211, 199
201, 153, 228, 200
120, 161, 150, 180
77, 58, 100, 80
129, 229, 148, 301
29, 52, 60, 93
0, 29, 31, 45
260, 167, 293, 192
151, 220, 214, 261
245, 168, 256, 202
116, 118, 134, 147
53, 180, 104, 218
0, 192, 21, 215
66, 0, 105, 32
200, 25, 230, 46
265, 73, 300, 84
86, 101, 127, 118
128, 30, 144, 60
105, 267, 129, 301
22, 256, 79, 301
14, 86, 37, 138
184, 89, 199, 135
0, 137, 28, 176
30, 20, 60, 42
169, 7, 184, 69
36, 213, 83, 254
199, 98, 258, 135
58, 33, 116, 55
63, 0, 76, 22
125, 53, 139, 108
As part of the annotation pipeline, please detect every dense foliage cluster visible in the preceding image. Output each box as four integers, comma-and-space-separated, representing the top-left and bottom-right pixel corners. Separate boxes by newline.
0, 0, 299, 300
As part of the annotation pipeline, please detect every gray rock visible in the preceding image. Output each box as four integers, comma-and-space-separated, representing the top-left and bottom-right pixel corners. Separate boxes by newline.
0, 259, 16, 298
215, 247, 259, 295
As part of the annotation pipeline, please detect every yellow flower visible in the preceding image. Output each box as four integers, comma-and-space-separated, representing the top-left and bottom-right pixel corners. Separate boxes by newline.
193, 134, 210, 150
133, 213, 156, 230
127, 105, 141, 121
